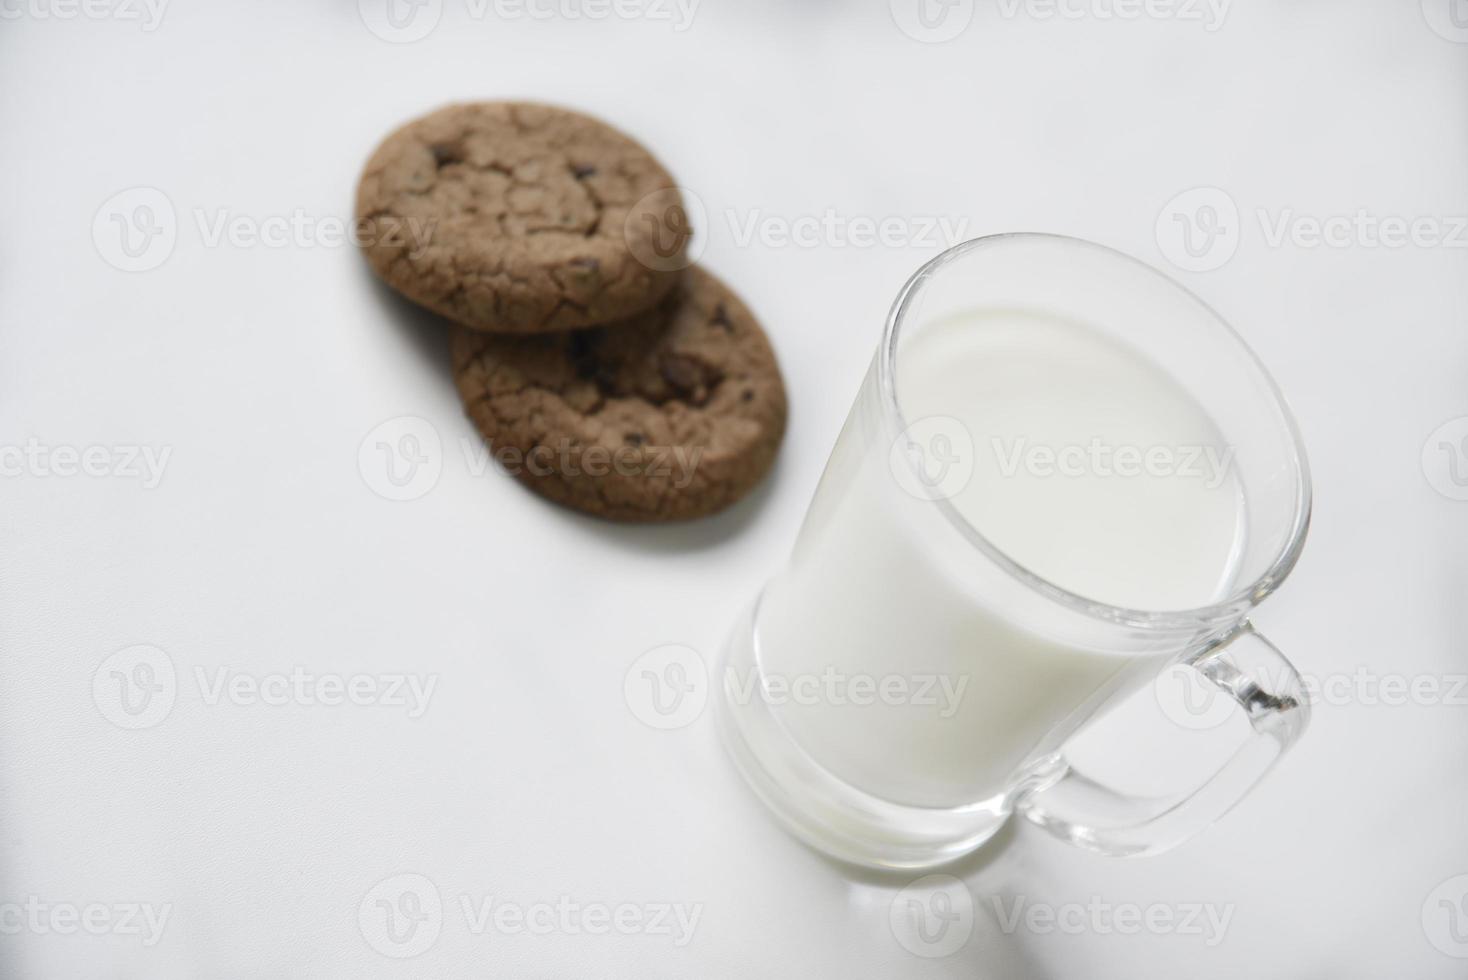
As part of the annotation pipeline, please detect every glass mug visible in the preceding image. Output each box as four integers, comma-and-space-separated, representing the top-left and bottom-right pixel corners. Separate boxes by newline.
718, 234, 1312, 870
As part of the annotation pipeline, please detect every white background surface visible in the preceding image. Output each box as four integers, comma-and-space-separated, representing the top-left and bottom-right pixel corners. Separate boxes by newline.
2, 1, 1466, 976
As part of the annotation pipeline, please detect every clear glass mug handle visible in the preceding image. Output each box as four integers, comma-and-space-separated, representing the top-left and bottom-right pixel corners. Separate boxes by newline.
1017, 622, 1311, 857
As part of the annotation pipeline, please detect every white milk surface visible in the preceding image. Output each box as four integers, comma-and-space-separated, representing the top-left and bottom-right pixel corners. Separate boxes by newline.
899, 308, 1246, 612
754, 309, 1245, 808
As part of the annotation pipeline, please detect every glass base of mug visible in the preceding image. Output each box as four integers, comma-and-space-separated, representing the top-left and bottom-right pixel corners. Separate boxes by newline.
717, 592, 1059, 871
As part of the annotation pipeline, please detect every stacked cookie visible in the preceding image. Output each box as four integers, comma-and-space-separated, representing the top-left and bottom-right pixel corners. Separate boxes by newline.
356, 102, 787, 522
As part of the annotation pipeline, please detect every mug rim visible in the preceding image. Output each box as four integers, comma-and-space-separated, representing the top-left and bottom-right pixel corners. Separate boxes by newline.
879, 232, 1313, 632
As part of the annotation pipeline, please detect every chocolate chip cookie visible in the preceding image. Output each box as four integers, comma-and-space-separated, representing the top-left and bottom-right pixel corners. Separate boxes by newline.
357, 102, 687, 333
451, 266, 787, 521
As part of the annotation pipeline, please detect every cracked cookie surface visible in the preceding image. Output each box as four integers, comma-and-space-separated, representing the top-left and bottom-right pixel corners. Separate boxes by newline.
451, 267, 787, 521
357, 102, 686, 333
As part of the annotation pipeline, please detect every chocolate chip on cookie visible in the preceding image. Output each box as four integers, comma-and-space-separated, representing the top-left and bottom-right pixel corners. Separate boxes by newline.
357, 102, 688, 334
451, 267, 787, 521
